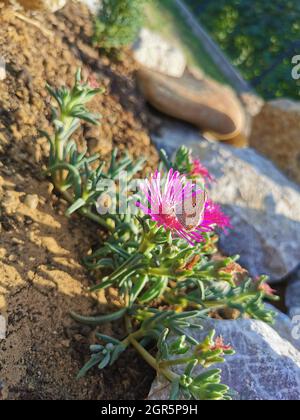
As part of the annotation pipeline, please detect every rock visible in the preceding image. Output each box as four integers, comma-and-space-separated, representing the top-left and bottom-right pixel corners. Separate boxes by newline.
0, 315, 6, 340
133, 28, 186, 78
0, 57, 6, 81
10, 0, 67, 11
149, 318, 300, 400
61, 339, 70, 348
24, 194, 39, 210
2, 191, 20, 216
153, 129, 300, 281
79, 0, 101, 13
237, 92, 264, 145
189, 140, 300, 282
239, 92, 264, 118
152, 122, 206, 156
270, 99, 300, 113
265, 304, 300, 351
138, 67, 247, 142
250, 99, 300, 185
286, 268, 300, 319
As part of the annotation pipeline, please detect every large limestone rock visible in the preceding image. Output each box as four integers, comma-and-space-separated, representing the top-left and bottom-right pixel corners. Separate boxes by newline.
152, 127, 300, 282
133, 28, 186, 78
266, 304, 300, 351
149, 318, 300, 400
152, 121, 206, 155
191, 141, 300, 282
250, 99, 300, 185
138, 67, 247, 143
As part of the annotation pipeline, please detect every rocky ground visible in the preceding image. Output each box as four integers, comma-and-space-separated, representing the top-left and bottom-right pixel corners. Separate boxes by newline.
0, 2, 159, 400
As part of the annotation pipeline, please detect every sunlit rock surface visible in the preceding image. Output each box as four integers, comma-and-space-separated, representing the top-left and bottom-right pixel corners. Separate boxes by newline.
191, 141, 300, 282
138, 67, 247, 142
149, 318, 300, 401
133, 28, 186, 78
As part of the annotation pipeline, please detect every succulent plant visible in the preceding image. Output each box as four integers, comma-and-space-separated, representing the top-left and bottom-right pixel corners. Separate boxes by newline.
42, 70, 278, 400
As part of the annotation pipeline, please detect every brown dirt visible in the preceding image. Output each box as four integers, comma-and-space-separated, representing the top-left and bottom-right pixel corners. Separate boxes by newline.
250, 102, 300, 185
0, 2, 159, 400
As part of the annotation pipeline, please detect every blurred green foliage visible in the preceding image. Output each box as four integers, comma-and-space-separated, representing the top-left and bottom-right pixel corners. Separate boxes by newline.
93, 0, 143, 51
185, 0, 300, 99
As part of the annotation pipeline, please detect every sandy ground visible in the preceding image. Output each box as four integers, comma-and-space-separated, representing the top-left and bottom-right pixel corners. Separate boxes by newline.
0, 1, 158, 399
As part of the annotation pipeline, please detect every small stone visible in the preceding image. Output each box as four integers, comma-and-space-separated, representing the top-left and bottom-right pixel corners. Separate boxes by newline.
61, 339, 70, 348
11, 238, 24, 245
79, 0, 101, 13
27, 271, 35, 281
27, 383, 35, 392
24, 194, 39, 210
47, 183, 54, 195
24, 216, 33, 225
0, 57, 5, 81
2, 191, 19, 215
16, 0, 67, 12
73, 334, 84, 343
133, 28, 186, 78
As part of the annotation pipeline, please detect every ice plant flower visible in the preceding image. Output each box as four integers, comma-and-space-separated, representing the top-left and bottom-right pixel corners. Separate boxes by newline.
190, 159, 214, 183
201, 199, 232, 233
220, 261, 248, 284
87, 74, 100, 89
257, 281, 277, 297
136, 169, 230, 245
210, 336, 233, 353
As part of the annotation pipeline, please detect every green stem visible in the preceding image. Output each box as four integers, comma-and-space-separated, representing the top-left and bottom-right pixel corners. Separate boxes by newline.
148, 267, 170, 276
123, 317, 178, 383
55, 133, 64, 163
125, 315, 133, 334
54, 134, 64, 185
138, 238, 155, 255
70, 307, 127, 326
121, 328, 145, 347
80, 207, 115, 232
50, 163, 82, 197
54, 114, 74, 183
160, 356, 195, 368
129, 336, 178, 383
203, 292, 259, 309
54, 183, 115, 232
129, 336, 159, 370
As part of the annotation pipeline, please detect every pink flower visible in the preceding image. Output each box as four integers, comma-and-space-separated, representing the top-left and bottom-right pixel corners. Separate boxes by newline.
210, 336, 233, 352
81, 73, 100, 89
257, 281, 277, 297
136, 169, 230, 245
202, 200, 232, 233
190, 159, 214, 183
